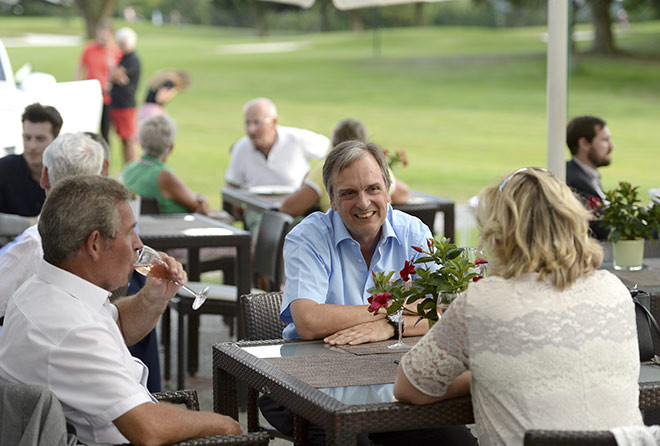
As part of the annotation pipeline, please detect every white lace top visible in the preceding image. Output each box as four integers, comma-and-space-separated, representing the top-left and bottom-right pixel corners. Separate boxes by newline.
401, 270, 643, 446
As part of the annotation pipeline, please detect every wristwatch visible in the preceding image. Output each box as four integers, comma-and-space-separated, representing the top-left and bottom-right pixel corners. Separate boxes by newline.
386, 314, 404, 339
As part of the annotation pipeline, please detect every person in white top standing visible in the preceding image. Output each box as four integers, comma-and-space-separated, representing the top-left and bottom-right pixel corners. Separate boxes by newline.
0, 176, 241, 445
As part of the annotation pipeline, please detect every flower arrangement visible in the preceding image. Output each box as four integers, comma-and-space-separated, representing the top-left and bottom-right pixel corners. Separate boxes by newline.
382, 149, 408, 170
367, 237, 486, 327
596, 182, 660, 242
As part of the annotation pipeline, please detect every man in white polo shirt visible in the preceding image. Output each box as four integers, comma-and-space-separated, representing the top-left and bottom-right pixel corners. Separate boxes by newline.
0, 176, 241, 445
225, 97, 329, 189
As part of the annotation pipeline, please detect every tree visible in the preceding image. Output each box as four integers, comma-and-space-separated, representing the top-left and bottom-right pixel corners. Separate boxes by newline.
588, 0, 616, 53
75, 0, 118, 39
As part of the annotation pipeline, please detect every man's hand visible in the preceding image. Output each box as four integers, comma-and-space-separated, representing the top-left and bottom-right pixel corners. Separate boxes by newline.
141, 252, 186, 310
324, 318, 394, 346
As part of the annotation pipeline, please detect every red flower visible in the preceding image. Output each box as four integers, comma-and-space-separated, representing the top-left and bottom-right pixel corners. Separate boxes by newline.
473, 275, 484, 282
427, 238, 433, 250
586, 195, 601, 211
412, 245, 424, 253
367, 292, 392, 313
475, 258, 488, 265
399, 260, 416, 282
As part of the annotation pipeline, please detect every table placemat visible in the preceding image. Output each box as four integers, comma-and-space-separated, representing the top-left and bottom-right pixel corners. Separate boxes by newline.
265, 353, 403, 388
335, 336, 423, 355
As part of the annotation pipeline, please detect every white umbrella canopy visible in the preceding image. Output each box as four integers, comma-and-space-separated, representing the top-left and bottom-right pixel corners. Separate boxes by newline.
257, 0, 568, 180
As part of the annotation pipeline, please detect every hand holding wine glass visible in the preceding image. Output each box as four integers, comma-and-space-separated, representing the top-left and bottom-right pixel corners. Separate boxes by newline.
133, 246, 209, 310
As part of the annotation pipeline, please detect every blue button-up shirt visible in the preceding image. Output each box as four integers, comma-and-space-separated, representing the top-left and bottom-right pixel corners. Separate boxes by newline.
281, 205, 433, 339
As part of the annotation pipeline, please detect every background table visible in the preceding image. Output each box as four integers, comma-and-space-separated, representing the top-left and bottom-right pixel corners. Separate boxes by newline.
222, 187, 455, 241
138, 213, 251, 387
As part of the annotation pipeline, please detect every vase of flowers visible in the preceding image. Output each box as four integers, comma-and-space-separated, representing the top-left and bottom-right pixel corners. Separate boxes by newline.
367, 237, 487, 328
596, 182, 660, 271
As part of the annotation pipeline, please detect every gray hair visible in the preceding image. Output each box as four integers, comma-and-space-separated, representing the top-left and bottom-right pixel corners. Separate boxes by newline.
39, 176, 131, 265
242, 97, 277, 119
116, 27, 137, 50
42, 133, 104, 186
139, 114, 176, 158
322, 140, 391, 200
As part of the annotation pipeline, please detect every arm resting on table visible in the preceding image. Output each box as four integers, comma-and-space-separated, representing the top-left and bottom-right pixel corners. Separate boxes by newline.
291, 298, 386, 340
114, 401, 242, 445
280, 184, 320, 217
390, 178, 411, 205
158, 169, 209, 215
393, 367, 471, 405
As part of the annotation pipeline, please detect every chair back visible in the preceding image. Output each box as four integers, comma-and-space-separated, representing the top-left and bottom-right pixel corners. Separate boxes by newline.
524, 429, 617, 446
253, 210, 293, 291
140, 196, 161, 215
240, 291, 287, 340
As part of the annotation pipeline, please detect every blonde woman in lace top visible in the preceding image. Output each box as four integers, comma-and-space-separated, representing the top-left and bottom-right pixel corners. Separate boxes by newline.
393, 168, 642, 446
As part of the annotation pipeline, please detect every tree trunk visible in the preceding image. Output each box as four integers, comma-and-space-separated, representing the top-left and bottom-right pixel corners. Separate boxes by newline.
256, 2, 267, 37
415, 3, 424, 26
589, 0, 616, 53
350, 9, 363, 32
319, 0, 330, 32
75, 0, 117, 39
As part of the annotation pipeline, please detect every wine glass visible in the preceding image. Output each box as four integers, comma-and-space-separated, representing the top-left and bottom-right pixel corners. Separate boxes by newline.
388, 308, 409, 350
134, 246, 209, 310
462, 247, 487, 277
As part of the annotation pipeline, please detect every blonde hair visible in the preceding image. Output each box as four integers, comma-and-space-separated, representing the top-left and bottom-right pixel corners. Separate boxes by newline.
477, 167, 602, 290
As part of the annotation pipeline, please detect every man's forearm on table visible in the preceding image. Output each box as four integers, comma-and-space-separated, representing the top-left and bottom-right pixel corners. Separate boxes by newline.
291, 300, 385, 340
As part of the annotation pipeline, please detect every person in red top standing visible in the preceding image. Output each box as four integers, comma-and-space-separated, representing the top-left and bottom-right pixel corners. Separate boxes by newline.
76, 20, 122, 144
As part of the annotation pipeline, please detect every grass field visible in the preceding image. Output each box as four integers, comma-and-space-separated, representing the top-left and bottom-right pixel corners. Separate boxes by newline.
2, 16, 660, 210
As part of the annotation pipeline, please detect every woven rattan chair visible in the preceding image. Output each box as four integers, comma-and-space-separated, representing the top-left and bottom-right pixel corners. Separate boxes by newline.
154, 389, 269, 445
165, 211, 293, 389
240, 292, 287, 341
238, 291, 294, 442
524, 429, 616, 446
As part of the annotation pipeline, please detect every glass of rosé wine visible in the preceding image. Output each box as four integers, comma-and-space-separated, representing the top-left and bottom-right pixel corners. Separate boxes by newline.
133, 246, 209, 310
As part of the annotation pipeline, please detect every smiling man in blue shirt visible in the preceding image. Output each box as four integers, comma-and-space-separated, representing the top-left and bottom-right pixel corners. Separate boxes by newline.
264, 140, 477, 446
281, 140, 432, 344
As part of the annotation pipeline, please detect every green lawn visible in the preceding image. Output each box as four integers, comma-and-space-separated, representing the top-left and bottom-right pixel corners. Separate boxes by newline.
3, 16, 660, 209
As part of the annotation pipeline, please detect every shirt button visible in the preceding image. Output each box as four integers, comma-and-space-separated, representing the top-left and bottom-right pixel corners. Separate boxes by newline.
358, 258, 363, 263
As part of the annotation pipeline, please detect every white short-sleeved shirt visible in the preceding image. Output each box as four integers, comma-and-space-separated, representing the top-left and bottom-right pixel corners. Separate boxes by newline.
0, 224, 41, 317
225, 126, 329, 188
0, 259, 156, 444
401, 270, 643, 446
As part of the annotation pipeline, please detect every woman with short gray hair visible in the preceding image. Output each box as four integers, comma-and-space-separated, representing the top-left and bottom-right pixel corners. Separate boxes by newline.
120, 114, 209, 215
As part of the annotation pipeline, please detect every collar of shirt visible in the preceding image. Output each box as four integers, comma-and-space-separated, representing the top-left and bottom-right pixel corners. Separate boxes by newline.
331, 205, 401, 250
572, 157, 601, 183
38, 259, 111, 311
252, 127, 280, 160
573, 157, 605, 199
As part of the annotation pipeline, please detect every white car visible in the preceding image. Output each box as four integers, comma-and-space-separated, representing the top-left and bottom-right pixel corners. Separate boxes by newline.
0, 39, 102, 157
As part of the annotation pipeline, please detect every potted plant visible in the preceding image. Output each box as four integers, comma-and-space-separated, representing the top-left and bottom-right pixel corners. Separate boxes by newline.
597, 182, 660, 270
367, 237, 486, 328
